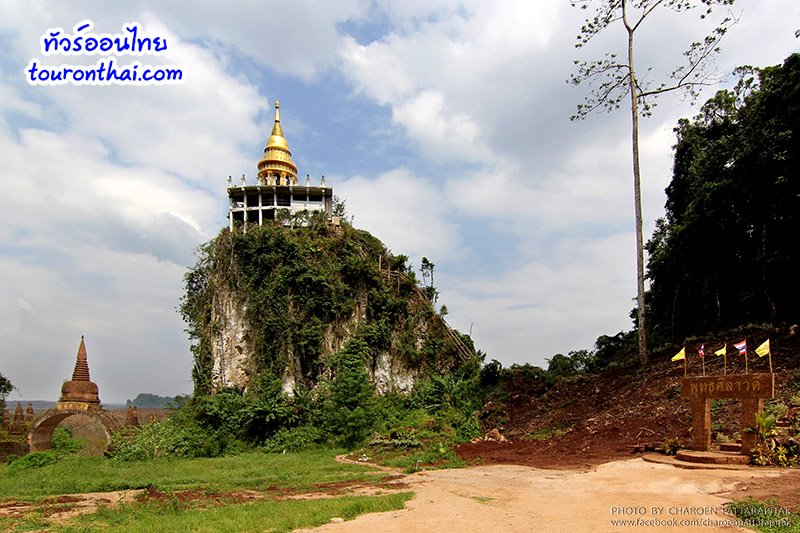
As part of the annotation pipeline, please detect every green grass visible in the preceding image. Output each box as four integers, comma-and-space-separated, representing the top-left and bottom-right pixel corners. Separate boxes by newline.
0, 450, 383, 499
725, 498, 800, 533
62, 492, 413, 533
0, 450, 413, 532
358, 438, 467, 473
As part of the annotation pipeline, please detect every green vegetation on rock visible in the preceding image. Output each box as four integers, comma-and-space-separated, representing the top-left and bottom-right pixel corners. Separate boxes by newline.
181, 213, 468, 395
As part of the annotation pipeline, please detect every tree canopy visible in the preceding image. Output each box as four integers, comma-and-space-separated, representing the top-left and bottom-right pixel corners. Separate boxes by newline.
646, 53, 800, 344
0, 373, 13, 410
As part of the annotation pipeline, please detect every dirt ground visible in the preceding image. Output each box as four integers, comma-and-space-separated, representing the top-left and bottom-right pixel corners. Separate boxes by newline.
301, 459, 800, 533
2, 458, 797, 532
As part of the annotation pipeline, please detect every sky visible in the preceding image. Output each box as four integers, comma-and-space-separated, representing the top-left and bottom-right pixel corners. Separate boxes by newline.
1, 1, 798, 403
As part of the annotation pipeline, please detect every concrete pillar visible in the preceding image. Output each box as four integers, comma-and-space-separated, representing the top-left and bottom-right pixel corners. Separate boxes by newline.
691, 398, 711, 451
242, 187, 248, 233
740, 398, 764, 455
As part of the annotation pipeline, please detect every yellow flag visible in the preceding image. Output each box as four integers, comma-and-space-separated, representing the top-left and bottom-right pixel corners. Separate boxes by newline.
755, 339, 770, 358
671, 347, 686, 362
714, 345, 726, 356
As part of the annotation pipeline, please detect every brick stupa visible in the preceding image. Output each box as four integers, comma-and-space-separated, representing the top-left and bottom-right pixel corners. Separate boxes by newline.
58, 336, 101, 410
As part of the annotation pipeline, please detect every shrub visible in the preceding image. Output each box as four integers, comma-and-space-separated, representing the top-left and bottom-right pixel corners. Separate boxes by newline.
109, 417, 221, 461
657, 436, 683, 456
8, 451, 58, 469
263, 425, 326, 453
50, 427, 84, 455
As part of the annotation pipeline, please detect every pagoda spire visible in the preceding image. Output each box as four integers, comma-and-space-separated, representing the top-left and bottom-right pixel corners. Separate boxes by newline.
257, 100, 298, 184
59, 336, 100, 407
271, 100, 284, 138
72, 335, 91, 382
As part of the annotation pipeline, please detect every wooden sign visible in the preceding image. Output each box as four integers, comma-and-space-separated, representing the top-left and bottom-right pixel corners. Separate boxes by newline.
680, 373, 775, 453
681, 373, 774, 400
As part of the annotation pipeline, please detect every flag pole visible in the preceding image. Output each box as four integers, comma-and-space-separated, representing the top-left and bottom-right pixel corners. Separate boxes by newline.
744, 338, 748, 374
724, 351, 727, 375
701, 355, 705, 376
769, 350, 773, 374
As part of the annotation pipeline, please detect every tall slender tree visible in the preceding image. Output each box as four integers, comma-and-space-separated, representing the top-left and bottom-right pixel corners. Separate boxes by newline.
569, 0, 735, 365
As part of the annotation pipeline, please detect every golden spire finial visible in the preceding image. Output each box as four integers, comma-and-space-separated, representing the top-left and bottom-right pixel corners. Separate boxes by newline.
270, 100, 285, 139
257, 99, 298, 183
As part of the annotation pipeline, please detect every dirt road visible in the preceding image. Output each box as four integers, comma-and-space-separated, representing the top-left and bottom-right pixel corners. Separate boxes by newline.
301, 458, 789, 532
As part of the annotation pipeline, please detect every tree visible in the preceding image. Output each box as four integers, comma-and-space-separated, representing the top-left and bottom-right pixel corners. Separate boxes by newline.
646, 54, 800, 342
546, 353, 578, 377
420, 256, 439, 304
324, 338, 376, 447
332, 195, 348, 218
569, 0, 735, 366
0, 372, 13, 410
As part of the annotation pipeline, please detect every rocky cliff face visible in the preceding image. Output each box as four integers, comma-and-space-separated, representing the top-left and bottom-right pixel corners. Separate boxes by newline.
183, 221, 469, 396
209, 284, 420, 394
209, 285, 253, 390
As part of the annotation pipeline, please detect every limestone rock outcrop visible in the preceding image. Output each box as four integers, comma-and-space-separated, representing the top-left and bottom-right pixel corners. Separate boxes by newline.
184, 225, 471, 396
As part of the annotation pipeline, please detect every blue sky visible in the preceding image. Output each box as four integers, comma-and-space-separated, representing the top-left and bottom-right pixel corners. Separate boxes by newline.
1, 1, 798, 403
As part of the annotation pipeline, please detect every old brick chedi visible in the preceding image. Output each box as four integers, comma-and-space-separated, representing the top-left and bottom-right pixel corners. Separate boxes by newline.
60, 335, 100, 406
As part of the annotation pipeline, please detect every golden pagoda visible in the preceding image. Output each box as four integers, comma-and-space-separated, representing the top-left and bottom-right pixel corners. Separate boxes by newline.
257, 101, 298, 185
227, 100, 333, 229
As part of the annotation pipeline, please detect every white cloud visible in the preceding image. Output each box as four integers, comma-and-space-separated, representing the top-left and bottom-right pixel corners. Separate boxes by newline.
0, 9, 273, 401
340, 36, 416, 105
392, 90, 489, 162
443, 232, 636, 365
337, 168, 462, 262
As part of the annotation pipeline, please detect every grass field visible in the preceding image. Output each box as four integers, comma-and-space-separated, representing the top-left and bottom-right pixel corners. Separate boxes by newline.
0, 450, 412, 532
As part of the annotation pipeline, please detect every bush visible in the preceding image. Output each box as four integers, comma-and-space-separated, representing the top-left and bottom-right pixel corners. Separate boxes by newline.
109, 417, 226, 461
263, 425, 326, 453
50, 427, 84, 455
8, 451, 58, 469
6, 427, 84, 469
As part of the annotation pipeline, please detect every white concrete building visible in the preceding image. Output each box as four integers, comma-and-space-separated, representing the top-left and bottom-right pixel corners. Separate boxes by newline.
228, 101, 333, 229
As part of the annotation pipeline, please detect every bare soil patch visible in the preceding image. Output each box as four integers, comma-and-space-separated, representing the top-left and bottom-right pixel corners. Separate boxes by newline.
302, 459, 795, 532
